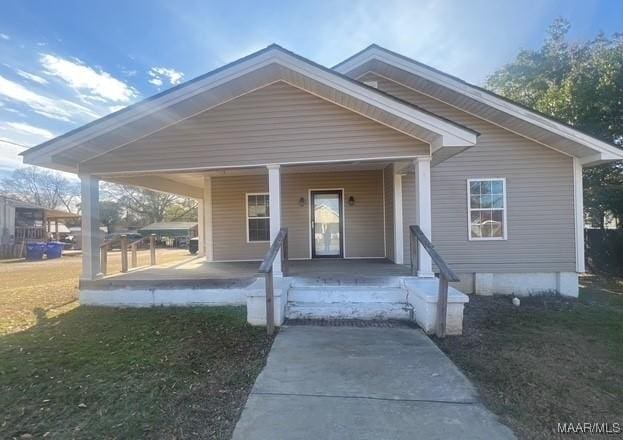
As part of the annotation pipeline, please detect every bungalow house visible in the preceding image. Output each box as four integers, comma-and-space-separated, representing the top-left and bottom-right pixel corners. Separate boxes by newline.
21, 44, 623, 334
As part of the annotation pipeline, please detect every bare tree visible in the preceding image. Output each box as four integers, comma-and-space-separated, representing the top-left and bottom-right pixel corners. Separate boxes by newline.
102, 183, 197, 226
0, 166, 80, 212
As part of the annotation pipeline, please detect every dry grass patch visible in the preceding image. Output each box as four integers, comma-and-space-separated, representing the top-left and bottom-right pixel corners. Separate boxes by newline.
0, 249, 191, 335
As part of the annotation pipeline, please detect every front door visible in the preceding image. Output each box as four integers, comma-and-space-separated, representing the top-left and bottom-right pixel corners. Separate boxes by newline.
311, 190, 343, 258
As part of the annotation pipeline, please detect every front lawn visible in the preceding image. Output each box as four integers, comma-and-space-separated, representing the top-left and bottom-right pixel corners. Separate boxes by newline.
0, 249, 191, 335
0, 306, 272, 439
435, 276, 623, 439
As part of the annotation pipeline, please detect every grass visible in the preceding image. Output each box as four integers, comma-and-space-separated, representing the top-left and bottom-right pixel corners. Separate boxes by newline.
0, 307, 272, 439
0, 250, 273, 439
0, 249, 190, 335
435, 276, 623, 440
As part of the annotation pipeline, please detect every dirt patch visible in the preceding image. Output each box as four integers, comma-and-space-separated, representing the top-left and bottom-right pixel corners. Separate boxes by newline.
434, 283, 623, 440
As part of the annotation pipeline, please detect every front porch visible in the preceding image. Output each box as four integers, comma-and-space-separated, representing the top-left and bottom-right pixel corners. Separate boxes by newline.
79, 256, 468, 335
75, 156, 469, 334
86, 257, 413, 283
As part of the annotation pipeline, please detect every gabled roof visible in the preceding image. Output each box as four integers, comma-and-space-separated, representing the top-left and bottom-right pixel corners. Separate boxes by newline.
1, 196, 80, 218
334, 44, 623, 166
21, 44, 478, 173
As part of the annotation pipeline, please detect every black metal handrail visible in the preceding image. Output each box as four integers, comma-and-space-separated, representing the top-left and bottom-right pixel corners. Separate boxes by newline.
258, 227, 288, 335
409, 225, 459, 337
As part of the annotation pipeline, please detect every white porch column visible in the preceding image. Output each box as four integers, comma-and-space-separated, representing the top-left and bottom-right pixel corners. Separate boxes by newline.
80, 174, 101, 280
393, 166, 404, 264
197, 198, 205, 256
203, 176, 214, 261
414, 157, 434, 277
573, 158, 585, 273
267, 164, 282, 276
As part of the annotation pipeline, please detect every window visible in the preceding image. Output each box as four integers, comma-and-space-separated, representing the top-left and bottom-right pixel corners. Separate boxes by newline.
247, 193, 270, 242
468, 179, 507, 240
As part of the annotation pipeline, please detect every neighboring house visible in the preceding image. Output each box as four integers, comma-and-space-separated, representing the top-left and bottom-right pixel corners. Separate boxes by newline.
585, 211, 620, 230
21, 45, 623, 332
139, 221, 198, 246
0, 196, 79, 245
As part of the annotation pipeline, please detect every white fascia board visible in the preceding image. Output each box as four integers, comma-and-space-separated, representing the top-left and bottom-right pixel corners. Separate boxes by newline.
22, 52, 279, 165
579, 151, 623, 167
271, 52, 477, 147
335, 47, 623, 160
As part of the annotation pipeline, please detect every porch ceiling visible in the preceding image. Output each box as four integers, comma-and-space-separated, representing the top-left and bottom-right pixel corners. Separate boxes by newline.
100, 160, 408, 199
21, 45, 478, 175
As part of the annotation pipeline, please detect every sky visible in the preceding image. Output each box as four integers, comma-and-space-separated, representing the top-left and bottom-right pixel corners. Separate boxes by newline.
0, 0, 620, 177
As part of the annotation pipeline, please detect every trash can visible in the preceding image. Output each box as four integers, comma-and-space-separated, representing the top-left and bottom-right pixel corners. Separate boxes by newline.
26, 243, 46, 261
46, 241, 64, 259
189, 237, 199, 255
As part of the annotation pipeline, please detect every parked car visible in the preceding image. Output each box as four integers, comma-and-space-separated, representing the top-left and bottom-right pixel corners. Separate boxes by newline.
104, 232, 143, 249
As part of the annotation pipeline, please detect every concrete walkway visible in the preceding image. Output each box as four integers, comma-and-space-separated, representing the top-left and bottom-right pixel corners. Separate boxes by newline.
232, 325, 515, 440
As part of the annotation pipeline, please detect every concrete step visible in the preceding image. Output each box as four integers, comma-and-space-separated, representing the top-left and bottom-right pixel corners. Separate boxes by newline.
286, 301, 413, 320
288, 276, 404, 288
288, 286, 406, 303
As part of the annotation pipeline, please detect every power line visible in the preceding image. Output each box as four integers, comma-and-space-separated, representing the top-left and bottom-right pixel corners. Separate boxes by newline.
0, 139, 29, 149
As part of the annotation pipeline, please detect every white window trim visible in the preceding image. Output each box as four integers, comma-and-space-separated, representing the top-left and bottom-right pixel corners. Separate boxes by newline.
466, 178, 508, 241
245, 192, 270, 243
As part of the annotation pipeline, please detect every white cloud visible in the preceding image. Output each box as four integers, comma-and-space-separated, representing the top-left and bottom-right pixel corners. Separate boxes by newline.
148, 67, 184, 87
108, 105, 126, 113
16, 69, 49, 85
0, 74, 99, 122
4, 122, 54, 140
0, 140, 25, 173
40, 54, 137, 103
0, 33, 9, 41
148, 77, 163, 87
0, 122, 56, 173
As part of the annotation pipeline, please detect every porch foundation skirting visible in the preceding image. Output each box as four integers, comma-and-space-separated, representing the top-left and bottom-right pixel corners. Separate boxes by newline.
80, 288, 248, 307
78, 273, 470, 336
246, 278, 288, 327
456, 271, 579, 298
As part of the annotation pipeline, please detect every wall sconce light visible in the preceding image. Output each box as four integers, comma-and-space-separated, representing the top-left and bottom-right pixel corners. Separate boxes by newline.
348, 196, 355, 206
298, 197, 305, 207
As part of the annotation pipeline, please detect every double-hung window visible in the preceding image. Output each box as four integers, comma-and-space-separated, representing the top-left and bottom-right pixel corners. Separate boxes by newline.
247, 193, 270, 242
468, 178, 507, 240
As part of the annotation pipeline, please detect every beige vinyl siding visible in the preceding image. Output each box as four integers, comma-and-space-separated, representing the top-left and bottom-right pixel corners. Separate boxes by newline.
211, 170, 385, 261
283, 170, 385, 259
212, 175, 269, 261
383, 165, 394, 261
80, 82, 428, 174
365, 74, 577, 273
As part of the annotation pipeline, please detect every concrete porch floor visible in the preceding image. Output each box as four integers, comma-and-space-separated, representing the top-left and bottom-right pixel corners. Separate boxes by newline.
94, 257, 413, 283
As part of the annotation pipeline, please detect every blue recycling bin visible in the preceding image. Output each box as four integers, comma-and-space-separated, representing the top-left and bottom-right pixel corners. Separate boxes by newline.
45, 241, 64, 259
26, 243, 46, 261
